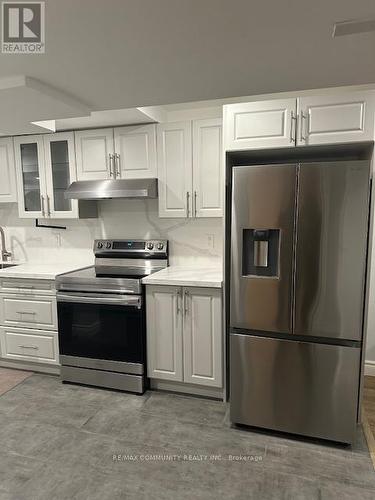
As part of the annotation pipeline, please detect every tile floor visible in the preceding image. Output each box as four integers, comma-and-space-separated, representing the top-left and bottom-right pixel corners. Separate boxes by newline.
0, 373, 374, 499
0, 368, 32, 396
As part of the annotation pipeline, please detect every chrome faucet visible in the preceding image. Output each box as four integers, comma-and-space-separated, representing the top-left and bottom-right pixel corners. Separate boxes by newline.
0, 227, 12, 262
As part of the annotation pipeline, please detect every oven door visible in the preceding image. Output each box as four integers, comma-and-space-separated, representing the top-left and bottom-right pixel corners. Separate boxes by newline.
57, 292, 145, 374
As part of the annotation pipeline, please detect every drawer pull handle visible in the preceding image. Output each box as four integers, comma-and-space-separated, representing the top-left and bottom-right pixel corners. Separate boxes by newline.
16, 311, 37, 315
18, 345, 38, 350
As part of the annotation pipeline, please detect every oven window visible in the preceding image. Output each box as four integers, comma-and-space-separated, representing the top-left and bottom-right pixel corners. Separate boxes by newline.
58, 302, 144, 364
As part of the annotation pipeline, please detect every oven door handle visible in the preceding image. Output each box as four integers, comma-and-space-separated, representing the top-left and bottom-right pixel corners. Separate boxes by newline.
56, 293, 142, 308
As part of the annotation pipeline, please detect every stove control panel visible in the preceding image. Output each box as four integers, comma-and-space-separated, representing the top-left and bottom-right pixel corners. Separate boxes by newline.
94, 239, 168, 256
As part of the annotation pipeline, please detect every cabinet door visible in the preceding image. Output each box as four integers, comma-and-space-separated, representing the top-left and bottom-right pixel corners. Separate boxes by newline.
146, 285, 183, 381
183, 287, 222, 387
193, 118, 223, 218
0, 138, 17, 203
14, 135, 47, 218
114, 124, 157, 179
75, 128, 114, 180
298, 92, 375, 145
43, 132, 78, 218
224, 99, 297, 150
157, 122, 193, 218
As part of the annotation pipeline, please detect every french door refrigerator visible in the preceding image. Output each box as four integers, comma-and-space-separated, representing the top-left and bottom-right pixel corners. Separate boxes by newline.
230, 161, 371, 443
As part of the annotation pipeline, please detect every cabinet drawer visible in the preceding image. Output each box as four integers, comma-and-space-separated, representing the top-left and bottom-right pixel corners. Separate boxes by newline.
0, 279, 55, 295
0, 294, 57, 330
0, 327, 59, 364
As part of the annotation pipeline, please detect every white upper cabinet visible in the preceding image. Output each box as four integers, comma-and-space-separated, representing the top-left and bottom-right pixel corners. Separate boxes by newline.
157, 119, 223, 219
146, 285, 183, 381
192, 118, 223, 218
114, 124, 157, 179
43, 132, 78, 218
157, 121, 193, 218
0, 138, 17, 203
183, 287, 223, 387
75, 128, 114, 181
224, 92, 375, 151
14, 135, 47, 218
14, 133, 80, 219
224, 99, 297, 151
297, 93, 375, 146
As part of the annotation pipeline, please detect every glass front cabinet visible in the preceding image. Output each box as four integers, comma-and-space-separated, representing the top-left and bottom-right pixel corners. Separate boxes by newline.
14, 132, 79, 219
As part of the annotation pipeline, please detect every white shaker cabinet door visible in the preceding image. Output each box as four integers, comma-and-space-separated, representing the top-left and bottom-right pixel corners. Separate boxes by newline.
192, 118, 223, 218
298, 92, 375, 146
146, 285, 183, 381
183, 287, 223, 387
157, 122, 192, 218
114, 124, 157, 179
75, 128, 114, 180
0, 138, 17, 203
224, 99, 297, 151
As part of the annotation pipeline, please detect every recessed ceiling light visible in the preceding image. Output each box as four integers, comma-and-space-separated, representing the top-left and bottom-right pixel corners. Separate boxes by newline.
333, 19, 375, 37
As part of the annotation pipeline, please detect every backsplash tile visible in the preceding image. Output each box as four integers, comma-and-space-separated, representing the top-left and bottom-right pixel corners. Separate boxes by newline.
0, 200, 223, 267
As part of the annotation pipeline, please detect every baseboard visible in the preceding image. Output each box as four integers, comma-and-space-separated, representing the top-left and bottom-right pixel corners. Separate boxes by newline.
0, 359, 60, 375
150, 379, 225, 400
365, 361, 375, 377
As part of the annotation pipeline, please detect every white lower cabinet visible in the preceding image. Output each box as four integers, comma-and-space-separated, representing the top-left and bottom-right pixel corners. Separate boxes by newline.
146, 285, 222, 388
146, 285, 183, 381
0, 326, 59, 365
0, 294, 57, 330
0, 278, 59, 368
183, 287, 222, 387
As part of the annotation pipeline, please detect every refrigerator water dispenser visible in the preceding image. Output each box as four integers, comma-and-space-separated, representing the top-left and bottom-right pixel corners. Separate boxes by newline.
242, 229, 279, 277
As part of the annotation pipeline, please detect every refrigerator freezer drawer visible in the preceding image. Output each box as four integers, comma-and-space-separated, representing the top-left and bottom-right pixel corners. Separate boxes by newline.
230, 334, 360, 443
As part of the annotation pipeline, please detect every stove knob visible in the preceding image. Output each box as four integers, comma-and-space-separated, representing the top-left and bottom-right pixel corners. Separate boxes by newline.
156, 242, 164, 250
106, 242, 111, 249
147, 242, 154, 250
97, 241, 103, 249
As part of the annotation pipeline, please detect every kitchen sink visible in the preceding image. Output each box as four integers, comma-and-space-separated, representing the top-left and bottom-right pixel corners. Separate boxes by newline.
0, 264, 18, 269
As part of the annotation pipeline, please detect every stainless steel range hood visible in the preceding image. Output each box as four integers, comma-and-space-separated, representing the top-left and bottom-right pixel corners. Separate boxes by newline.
65, 179, 158, 200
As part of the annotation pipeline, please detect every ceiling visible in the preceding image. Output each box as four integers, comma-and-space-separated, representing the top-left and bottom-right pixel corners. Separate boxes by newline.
0, 0, 374, 115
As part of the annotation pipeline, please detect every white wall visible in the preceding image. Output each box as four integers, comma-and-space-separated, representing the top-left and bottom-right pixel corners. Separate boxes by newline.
0, 200, 223, 267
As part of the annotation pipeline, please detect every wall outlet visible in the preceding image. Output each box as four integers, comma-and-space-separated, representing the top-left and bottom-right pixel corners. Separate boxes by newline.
207, 234, 215, 249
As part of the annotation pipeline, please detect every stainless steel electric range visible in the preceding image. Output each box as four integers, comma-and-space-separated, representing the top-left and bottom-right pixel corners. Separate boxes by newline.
56, 239, 168, 394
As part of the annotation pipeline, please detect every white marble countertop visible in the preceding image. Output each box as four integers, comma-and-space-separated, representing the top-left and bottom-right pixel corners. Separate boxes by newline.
142, 266, 223, 288
0, 262, 92, 280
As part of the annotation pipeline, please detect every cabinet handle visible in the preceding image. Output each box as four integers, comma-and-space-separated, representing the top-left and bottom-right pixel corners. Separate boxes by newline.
109, 154, 114, 177
184, 290, 189, 315
18, 344, 38, 350
194, 191, 197, 217
300, 111, 306, 142
290, 111, 297, 144
41, 196, 45, 217
176, 289, 181, 315
17, 311, 36, 315
115, 153, 121, 178
46, 195, 51, 217
186, 192, 190, 217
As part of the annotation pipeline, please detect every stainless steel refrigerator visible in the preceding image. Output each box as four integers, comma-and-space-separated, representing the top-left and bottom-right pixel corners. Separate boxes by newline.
229, 161, 371, 444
